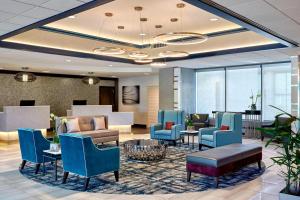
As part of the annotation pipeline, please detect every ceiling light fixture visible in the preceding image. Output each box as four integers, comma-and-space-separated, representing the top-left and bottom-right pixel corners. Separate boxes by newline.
14, 67, 36, 82
159, 50, 189, 58
210, 18, 219, 21
82, 72, 100, 85
134, 58, 153, 64
93, 12, 126, 56
65, 59, 71, 62
42, 70, 50, 73
68, 15, 75, 19
154, 3, 208, 46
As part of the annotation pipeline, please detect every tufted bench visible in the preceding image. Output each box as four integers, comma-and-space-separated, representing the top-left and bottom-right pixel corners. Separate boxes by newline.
186, 143, 262, 187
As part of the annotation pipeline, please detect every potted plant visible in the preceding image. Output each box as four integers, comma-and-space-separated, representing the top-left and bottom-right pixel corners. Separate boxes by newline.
249, 90, 261, 110
185, 114, 200, 131
257, 106, 300, 199
49, 113, 67, 152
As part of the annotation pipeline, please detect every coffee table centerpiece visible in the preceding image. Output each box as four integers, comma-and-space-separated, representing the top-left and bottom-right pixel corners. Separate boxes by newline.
124, 139, 167, 161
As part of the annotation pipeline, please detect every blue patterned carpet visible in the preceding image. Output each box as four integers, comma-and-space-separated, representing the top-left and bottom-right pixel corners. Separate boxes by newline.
20, 145, 265, 194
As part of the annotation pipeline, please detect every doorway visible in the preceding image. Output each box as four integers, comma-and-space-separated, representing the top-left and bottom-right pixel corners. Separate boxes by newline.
99, 86, 117, 111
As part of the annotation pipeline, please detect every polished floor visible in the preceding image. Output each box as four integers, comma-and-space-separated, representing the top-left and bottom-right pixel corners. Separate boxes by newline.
0, 130, 285, 200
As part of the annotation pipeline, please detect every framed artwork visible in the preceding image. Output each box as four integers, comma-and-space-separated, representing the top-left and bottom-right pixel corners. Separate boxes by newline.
122, 85, 140, 104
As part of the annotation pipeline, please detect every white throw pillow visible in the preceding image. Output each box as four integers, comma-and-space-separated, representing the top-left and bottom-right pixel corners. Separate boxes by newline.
94, 117, 106, 130
66, 118, 80, 133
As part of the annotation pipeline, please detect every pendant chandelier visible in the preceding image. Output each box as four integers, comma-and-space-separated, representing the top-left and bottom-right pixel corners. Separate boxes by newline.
93, 12, 126, 56
131, 6, 150, 61
154, 3, 208, 46
14, 67, 36, 82
82, 72, 100, 85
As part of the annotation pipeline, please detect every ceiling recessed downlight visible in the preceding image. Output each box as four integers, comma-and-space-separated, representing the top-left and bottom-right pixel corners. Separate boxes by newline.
68, 15, 75, 19
210, 18, 219, 21
65, 59, 71, 62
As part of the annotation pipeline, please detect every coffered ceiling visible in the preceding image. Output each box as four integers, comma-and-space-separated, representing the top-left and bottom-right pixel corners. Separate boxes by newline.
0, 0, 288, 64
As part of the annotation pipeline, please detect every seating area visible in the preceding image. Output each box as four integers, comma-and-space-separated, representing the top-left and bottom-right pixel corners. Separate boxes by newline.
1, 0, 300, 200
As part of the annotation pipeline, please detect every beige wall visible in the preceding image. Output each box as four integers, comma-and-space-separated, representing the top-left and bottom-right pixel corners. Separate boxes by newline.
0, 73, 115, 116
119, 75, 159, 125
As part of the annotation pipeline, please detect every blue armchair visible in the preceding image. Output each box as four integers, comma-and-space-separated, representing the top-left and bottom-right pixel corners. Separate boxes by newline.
59, 134, 120, 190
18, 128, 51, 174
150, 110, 185, 145
198, 112, 242, 150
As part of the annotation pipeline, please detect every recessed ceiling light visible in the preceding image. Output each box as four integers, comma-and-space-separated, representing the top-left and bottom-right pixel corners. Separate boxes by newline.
108, 64, 113, 67
42, 70, 50, 73
65, 59, 71, 62
68, 15, 76, 19
111, 76, 117, 78
80, 74, 86, 76
210, 18, 219, 21
139, 33, 146, 36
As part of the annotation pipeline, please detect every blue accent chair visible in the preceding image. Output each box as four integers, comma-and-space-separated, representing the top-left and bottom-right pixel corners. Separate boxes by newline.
59, 134, 120, 190
150, 110, 185, 145
198, 112, 242, 150
18, 128, 51, 174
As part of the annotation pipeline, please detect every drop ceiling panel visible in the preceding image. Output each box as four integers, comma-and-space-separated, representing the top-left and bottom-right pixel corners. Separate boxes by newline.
0, 0, 93, 36
214, 0, 300, 43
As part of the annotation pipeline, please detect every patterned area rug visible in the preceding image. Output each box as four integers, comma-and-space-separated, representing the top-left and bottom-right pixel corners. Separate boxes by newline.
20, 145, 265, 194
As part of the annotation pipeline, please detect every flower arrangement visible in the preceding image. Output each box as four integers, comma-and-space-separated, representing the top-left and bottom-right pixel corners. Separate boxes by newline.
50, 113, 67, 144
257, 106, 300, 198
249, 90, 261, 110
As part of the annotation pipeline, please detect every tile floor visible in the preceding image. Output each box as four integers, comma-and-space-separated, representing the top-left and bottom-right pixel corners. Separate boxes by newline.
0, 130, 286, 200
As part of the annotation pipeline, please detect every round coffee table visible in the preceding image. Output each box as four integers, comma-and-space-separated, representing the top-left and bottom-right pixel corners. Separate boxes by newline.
123, 139, 167, 161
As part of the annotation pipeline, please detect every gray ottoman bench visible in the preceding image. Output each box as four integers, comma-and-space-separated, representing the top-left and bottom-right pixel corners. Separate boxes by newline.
186, 143, 262, 187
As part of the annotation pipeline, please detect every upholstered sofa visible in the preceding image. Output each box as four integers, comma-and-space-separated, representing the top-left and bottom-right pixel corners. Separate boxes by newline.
57, 115, 119, 145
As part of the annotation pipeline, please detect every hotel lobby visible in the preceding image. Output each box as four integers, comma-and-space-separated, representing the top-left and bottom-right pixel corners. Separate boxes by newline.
0, 0, 300, 200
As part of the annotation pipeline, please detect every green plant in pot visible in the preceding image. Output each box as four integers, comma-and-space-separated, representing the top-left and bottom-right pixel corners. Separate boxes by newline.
185, 114, 199, 131
50, 113, 67, 152
257, 106, 300, 199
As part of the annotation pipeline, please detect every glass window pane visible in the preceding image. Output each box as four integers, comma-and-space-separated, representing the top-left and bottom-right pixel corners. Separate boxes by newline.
196, 70, 225, 116
262, 63, 291, 120
226, 67, 261, 112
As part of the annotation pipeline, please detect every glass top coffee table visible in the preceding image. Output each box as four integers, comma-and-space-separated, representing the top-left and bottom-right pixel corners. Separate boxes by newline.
124, 139, 167, 161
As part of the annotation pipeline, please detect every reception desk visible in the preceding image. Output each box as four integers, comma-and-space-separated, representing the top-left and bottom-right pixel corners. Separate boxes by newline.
0, 106, 50, 141
68, 105, 134, 133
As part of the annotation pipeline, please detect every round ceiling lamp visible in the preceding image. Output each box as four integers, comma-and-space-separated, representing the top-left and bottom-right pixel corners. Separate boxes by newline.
128, 51, 149, 59
93, 47, 126, 55
159, 50, 189, 58
153, 3, 208, 46
93, 12, 126, 55
134, 58, 153, 64
82, 72, 100, 85
150, 61, 167, 67
14, 67, 36, 82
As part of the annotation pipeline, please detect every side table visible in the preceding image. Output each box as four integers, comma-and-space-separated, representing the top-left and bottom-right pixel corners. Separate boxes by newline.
180, 130, 199, 149
42, 150, 61, 181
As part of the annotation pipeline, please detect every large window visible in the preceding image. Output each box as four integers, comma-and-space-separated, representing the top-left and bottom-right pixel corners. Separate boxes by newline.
262, 63, 291, 120
226, 66, 261, 112
196, 70, 225, 116
196, 62, 291, 121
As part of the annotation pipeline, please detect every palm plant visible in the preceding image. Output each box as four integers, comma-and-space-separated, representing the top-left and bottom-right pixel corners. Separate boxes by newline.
257, 105, 300, 196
